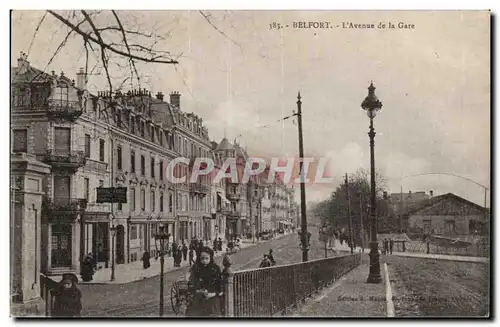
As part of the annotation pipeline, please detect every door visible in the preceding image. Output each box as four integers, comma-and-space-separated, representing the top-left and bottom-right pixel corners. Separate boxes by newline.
116, 225, 125, 264
51, 223, 72, 268
53, 175, 70, 205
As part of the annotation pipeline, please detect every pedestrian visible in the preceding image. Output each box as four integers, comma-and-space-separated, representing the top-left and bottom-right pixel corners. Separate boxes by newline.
80, 253, 94, 282
268, 249, 276, 266
389, 239, 394, 254
213, 238, 218, 253
186, 246, 223, 317
217, 237, 223, 252
51, 273, 82, 317
142, 251, 151, 269
196, 240, 204, 260
189, 247, 195, 265
172, 241, 178, 259
259, 254, 272, 268
182, 242, 188, 261
383, 238, 388, 255
174, 248, 183, 267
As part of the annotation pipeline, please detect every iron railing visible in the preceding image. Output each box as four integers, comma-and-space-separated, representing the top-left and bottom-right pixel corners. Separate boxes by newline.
43, 150, 86, 169
223, 253, 361, 317
40, 274, 58, 316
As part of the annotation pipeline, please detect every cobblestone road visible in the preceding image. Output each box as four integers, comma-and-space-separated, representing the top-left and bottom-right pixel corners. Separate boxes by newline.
80, 227, 335, 317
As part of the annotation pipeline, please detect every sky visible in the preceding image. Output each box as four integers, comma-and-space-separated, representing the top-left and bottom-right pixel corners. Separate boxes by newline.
11, 10, 491, 206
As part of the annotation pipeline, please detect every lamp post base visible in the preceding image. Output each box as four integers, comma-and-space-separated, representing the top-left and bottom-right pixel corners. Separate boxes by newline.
367, 241, 382, 284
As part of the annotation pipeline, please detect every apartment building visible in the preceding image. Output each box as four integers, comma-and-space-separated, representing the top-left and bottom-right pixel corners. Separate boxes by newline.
11, 54, 216, 277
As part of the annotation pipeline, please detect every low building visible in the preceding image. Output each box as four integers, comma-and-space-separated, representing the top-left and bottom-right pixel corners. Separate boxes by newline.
403, 193, 489, 238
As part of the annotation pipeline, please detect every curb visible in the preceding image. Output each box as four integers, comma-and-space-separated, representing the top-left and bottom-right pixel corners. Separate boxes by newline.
384, 263, 395, 318
79, 234, 295, 285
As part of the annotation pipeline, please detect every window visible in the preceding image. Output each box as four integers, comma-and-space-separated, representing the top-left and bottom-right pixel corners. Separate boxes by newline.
131, 120, 135, 134
131, 151, 135, 173
131, 225, 138, 239
13, 129, 28, 153
99, 139, 105, 162
140, 189, 145, 211
54, 127, 71, 154
169, 193, 173, 212
84, 134, 91, 158
160, 192, 164, 212
141, 122, 145, 138
151, 126, 155, 142
130, 187, 136, 211
57, 85, 69, 102
140, 155, 145, 176
151, 157, 155, 178
176, 192, 181, 210
83, 178, 89, 200
117, 145, 122, 170
118, 202, 122, 211
159, 160, 164, 180
159, 131, 163, 146
151, 190, 156, 211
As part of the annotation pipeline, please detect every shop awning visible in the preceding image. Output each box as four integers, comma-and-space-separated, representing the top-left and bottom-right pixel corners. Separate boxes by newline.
217, 192, 231, 204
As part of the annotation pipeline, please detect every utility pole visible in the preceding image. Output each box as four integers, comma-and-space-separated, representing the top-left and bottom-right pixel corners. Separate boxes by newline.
296, 92, 309, 262
345, 173, 354, 254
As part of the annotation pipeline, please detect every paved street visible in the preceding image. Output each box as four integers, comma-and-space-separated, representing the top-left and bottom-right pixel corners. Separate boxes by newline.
80, 227, 336, 317
386, 255, 489, 317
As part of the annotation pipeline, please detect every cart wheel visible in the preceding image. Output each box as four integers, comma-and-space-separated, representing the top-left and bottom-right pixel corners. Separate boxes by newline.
171, 284, 180, 314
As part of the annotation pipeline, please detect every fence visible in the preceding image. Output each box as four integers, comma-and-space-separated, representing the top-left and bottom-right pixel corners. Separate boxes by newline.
40, 274, 59, 316
223, 253, 361, 317
403, 241, 489, 257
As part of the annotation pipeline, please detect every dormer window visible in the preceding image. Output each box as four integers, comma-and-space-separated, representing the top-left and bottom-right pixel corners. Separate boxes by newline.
57, 84, 69, 102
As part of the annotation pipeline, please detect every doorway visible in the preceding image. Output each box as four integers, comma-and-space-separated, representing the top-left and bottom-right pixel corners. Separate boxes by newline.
51, 223, 72, 268
116, 225, 125, 264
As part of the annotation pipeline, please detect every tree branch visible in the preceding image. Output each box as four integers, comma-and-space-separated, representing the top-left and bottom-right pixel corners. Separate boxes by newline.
47, 10, 179, 65
111, 10, 140, 87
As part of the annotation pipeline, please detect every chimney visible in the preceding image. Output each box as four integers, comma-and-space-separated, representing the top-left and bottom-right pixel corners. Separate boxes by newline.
429, 190, 433, 197
156, 92, 164, 101
17, 52, 29, 75
170, 91, 181, 109
76, 67, 86, 90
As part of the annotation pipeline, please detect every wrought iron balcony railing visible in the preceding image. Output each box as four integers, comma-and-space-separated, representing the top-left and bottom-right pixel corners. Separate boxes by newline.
43, 197, 87, 217
46, 99, 83, 122
43, 150, 86, 171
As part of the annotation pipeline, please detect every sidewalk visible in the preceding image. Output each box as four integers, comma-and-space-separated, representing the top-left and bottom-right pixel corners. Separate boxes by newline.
56, 233, 294, 285
292, 258, 388, 317
330, 242, 488, 263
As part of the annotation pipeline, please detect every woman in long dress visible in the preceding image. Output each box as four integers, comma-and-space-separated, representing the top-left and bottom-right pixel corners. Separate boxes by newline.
186, 246, 223, 317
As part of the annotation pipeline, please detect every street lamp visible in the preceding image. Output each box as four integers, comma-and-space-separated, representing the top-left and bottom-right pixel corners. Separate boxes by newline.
109, 225, 117, 282
154, 225, 169, 316
361, 81, 383, 284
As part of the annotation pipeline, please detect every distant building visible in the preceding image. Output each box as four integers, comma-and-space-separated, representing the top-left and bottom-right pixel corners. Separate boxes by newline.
402, 193, 489, 237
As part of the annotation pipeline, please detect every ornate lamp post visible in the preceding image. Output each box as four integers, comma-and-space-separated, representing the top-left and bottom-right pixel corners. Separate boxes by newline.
154, 225, 169, 316
361, 81, 383, 284
109, 224, 117, 282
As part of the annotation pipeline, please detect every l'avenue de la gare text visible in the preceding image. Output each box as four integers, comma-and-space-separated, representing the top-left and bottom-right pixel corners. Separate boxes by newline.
342, 21, 415, 29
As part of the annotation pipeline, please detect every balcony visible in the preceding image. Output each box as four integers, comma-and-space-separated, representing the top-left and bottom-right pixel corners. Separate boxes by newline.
42, 197, 88, 222
43, 150, 86, 172
189, 182, 210, 195
226, 210, 241, 218
84, 158, 108, 173
46, 99, 83, 122
226, 192, 241, 201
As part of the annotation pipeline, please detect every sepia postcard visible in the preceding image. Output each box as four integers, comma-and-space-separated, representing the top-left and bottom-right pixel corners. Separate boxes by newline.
10, 9, 490, 318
